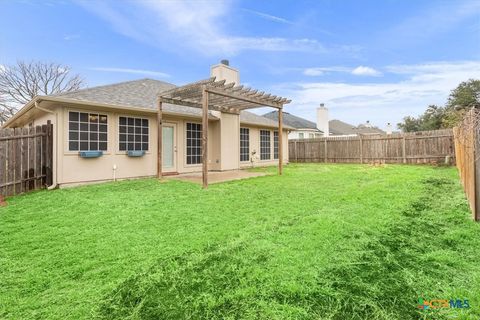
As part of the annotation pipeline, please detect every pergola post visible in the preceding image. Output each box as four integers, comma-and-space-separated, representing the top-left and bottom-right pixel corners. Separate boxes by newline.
157, 98, 163, 179
278, 107, 283, 175
202, 85, 209, 188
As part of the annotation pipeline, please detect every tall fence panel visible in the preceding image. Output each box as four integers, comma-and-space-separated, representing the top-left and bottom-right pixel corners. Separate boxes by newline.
289, 129, 455, 165
0, 122, 53, 197
453, 109, 480, 221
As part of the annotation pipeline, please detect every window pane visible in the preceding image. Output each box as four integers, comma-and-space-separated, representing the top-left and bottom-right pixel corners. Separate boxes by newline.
119, 143, 126, 151
99, 124, 107, 132
69, 112, 108, 151
134, 118, 141, 126
80, 112, 88, 122
69, 112, 79, 121
99, 142, 107, 151
69, 141, 78, 150
119, 133, 126, 142
119, 117, 126, 125
185, 123, 202, 164
119, 126, 126, 134
142, 119, 148, 127
142, 143, 148, 151
89, 114, 99, 123
69, 132, 78, 140
69, 122, 78, 131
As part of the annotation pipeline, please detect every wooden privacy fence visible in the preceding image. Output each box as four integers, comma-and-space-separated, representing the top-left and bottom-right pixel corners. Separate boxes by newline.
453, 109, 480, 221
0, 122, 53, 197
289, 129, 455, 165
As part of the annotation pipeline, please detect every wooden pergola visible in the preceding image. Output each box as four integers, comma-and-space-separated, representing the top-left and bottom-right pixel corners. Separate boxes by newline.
157, 77, 291, 188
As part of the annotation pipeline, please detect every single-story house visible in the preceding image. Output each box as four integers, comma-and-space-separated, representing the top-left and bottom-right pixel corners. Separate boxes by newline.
263, 110, 323, 139
264, 105, 385, 138
3, 61, 292, 188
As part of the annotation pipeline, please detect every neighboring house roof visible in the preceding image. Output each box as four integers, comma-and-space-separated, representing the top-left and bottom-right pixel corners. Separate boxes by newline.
263, 110, 385, 135
48, 78, 288, 129
329, 119, 385, 135
262, 110, 321, 132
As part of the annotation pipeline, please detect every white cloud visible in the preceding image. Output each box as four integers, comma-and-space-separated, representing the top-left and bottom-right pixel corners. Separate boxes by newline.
75, 0, 328, 55
302, 66, 380, 77
351, 66, 382, 77
242, 8, 294, 25
0, 65, 5, 73
90, 67, 170, 78
63, 34, 80, 41
278, 61, 480, 129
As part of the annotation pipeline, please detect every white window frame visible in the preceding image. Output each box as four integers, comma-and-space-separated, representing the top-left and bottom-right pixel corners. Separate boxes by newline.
185, 122, 203, 166
260, 129, 271, 161
67, 110, 108, 152
240, 127, 250, 162
118, 115, 150, 152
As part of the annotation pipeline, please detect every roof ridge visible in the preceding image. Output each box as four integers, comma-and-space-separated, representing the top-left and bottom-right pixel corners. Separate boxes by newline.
54, 78, 176, 97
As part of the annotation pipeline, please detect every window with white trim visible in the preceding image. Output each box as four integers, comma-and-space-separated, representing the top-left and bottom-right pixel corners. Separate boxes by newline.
299, 132, 304, 139
260, 130, 271, 160
240, 128, 250, 162
274, 131, 279, 159
119, 116, 149, 151
68, 111, 107, 151
186, 123, 202, 164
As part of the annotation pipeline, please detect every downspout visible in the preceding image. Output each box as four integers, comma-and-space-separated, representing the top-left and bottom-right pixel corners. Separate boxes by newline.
34, 101, 58, 190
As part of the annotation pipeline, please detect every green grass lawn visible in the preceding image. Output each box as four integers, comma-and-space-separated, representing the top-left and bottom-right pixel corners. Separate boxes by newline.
0, 164, 479, 319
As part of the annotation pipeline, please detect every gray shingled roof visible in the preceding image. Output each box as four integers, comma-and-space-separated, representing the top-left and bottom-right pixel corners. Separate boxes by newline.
263, 110, 320, 131
54, 78, 285, 127
263, 110, 384, 135
329, 119, 385, 135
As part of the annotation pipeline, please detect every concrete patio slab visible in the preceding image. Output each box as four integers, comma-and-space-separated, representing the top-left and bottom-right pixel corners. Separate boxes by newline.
165, 170, 267, 184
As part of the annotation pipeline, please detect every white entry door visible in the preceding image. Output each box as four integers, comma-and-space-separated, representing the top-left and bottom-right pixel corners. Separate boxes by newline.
162, 124, 177, 172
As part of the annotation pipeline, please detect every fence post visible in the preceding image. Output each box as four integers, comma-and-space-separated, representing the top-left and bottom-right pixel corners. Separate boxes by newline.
474, 124, 480, 221
324, 138, 328, 163
402, 136, 407, 164
359, 135, 363, 164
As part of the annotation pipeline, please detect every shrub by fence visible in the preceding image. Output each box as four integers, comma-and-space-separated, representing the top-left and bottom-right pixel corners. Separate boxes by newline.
453, 109, 480, 221
0, 122, 53, 197
289, 129, 455, 165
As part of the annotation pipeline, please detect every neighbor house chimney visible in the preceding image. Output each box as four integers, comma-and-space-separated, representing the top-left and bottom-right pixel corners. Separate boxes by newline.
317, 103, 329, 137
386, 122, 393, 135
210, 59, 239, 85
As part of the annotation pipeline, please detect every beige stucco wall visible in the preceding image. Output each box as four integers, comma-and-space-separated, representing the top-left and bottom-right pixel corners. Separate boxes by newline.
13, 102, 289, 187
239, 126, 289, 169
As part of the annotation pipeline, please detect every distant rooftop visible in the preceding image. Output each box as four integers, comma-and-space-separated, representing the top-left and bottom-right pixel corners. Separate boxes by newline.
263, 110, 385, 135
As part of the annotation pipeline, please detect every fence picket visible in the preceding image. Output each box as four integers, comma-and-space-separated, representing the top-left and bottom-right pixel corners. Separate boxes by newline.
0, 124, 53, 197
289, 129, 455, 165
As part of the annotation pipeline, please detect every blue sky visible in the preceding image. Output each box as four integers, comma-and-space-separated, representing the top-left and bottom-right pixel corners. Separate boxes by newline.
1, 0, 479, 128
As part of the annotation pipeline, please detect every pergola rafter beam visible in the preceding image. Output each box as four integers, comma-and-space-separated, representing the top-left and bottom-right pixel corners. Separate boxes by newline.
157, 78, 291, 189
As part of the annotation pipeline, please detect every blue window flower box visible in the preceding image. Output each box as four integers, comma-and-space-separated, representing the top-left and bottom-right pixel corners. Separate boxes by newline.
79, 151, 103, 158
127, 150, 145, 157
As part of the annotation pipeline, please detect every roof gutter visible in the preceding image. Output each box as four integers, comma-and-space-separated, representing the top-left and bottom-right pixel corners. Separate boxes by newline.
33, 100, 58, 190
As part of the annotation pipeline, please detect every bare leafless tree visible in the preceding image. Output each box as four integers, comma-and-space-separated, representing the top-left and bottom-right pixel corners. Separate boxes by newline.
0, 61, 84, 124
